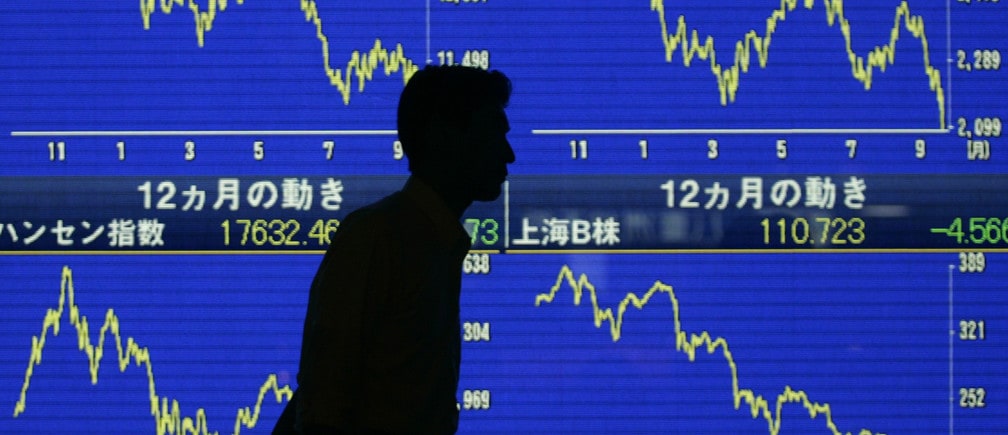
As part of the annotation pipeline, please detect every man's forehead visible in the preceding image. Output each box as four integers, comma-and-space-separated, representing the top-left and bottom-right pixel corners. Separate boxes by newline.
473, 103, 505, 116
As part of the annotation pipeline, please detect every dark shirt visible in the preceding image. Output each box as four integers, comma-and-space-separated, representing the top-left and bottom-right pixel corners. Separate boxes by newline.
279, 177, 471, 434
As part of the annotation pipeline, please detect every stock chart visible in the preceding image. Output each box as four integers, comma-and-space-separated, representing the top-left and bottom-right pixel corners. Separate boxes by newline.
2, 0, 1006, 433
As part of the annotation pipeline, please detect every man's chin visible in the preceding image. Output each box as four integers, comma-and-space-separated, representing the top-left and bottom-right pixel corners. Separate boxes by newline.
472, 184, 503, 202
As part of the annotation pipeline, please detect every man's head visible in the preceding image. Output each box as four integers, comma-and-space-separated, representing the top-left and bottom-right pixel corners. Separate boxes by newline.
397, 65, 514, 203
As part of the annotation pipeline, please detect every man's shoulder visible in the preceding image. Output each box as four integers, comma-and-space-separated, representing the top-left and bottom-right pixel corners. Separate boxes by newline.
330, 191, 409, 243
343, 191, 406, 225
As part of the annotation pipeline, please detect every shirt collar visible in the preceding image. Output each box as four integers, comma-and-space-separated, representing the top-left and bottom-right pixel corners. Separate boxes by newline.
402, 176, 472, 252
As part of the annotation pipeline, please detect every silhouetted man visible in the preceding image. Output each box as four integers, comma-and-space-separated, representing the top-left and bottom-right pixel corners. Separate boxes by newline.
274, 65, 513, 434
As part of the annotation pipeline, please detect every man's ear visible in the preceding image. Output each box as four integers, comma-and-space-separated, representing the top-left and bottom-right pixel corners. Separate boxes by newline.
424, 111, 469, 162
424, 112, 448, 146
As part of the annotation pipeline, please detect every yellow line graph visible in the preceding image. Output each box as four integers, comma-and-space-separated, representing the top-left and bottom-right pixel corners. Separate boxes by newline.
651, 0, 946, 129
534, 265, 882, 435
139, 0, 419, 105
12, 266, 293, 435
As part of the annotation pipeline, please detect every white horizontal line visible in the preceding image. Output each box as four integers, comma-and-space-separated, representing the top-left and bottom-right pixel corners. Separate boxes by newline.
532, 128, 951, 135
10, 130, 397, 137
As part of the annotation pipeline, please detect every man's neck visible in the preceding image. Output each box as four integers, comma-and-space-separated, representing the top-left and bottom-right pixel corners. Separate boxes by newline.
411, 173, 472, 220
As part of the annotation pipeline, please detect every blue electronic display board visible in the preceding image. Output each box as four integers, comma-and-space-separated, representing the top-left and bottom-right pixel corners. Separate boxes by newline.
2, 1, 1005, 433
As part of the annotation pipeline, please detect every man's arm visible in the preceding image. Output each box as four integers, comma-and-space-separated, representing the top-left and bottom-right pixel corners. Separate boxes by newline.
296, 213, 384, 431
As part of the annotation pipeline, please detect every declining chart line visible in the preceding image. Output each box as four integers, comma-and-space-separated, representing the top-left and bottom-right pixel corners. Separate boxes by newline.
534, 265, 881, 435
139, 0, 420, 105
650, 0, 947, 129
12, 266, 293, 435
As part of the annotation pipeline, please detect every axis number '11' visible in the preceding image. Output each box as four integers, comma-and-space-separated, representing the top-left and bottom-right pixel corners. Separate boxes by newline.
48, 141, 66, 161
570, 139, 587, 159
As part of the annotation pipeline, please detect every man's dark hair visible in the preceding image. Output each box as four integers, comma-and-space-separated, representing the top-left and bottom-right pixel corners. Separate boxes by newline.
397, 65, 511, 172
